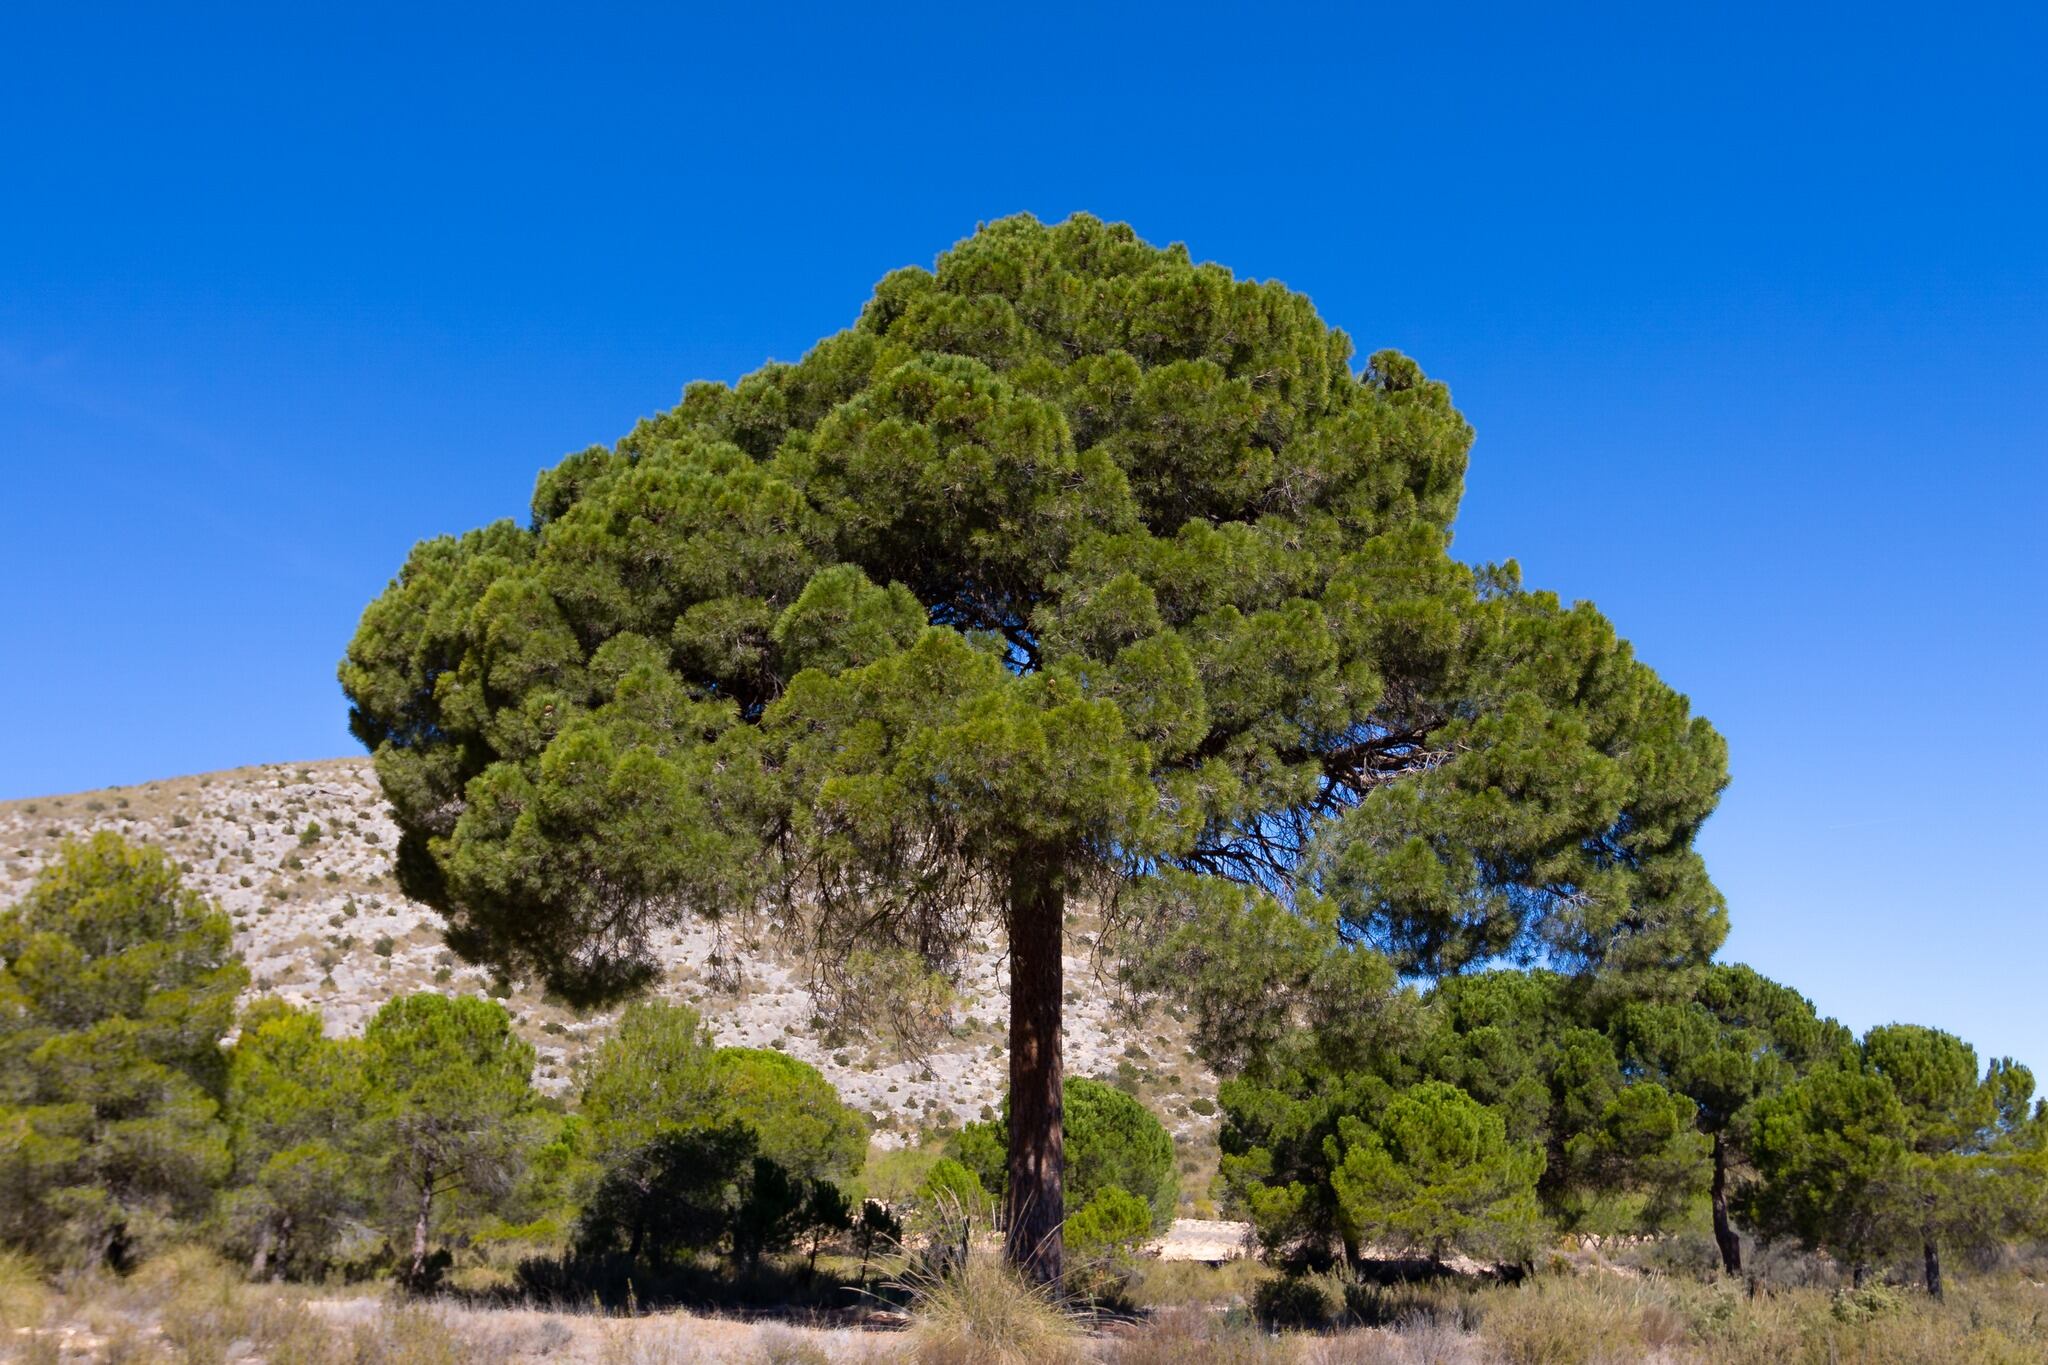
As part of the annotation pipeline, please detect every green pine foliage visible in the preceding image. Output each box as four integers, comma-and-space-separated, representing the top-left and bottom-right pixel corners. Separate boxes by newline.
1204, 961, 1906, 1270
358, 993, 540, 1287
568, 1001, 867, 1268
1326, 1080, 1545, 1264
0, 834, 247, 1268
703, 1047, 869, 1186
576, 1001, 867, 1186
1064, 1183, 1154, 1293
221, 998, 369, 1278
1608, 963, 1851, 1272
1744, 1023, 2044, 1293
951, 1077, 1179, 1231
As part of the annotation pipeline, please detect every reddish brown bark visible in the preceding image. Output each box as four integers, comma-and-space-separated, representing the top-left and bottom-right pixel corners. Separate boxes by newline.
1003, 860, 1065, 1285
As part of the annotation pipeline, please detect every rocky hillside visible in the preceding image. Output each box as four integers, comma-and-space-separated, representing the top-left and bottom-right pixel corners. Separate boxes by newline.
0, 759, 1223, 1201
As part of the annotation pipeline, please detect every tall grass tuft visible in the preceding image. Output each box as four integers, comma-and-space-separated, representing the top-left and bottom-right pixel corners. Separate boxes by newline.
900, 1253, 1086, 1365
0, 1250, 50, 1331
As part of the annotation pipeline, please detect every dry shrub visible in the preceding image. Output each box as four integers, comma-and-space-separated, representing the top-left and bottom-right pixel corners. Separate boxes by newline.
0, 1249, 50, 1330
1302, 1325, 1474, 1365
336, 1303, 470, 1365
1478, 1276, 1650, 1365
1101, 1305, 1292, 1364
902, 1254, 1085, 1365
595, 1317, 704, 1365
1342, 1279, 1486, 1334
753, 1325, 835, 1364
1634, 1297, 1690, 1352
1124, 1257, 1268, 1309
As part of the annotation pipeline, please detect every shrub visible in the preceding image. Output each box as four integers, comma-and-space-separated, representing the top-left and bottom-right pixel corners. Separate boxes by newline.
1830, 1282, 1906, 1324
1066, 1185, 1153, 1266
1252, 1272, 1336, 1328
0, 1250, 48, 1330
1478, 1276, 1657, 1365
1066, 1184, 1155, 1301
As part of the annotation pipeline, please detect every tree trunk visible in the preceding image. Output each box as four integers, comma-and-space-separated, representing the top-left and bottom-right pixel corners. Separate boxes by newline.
408, 1184, 434, 1288
1924, 1240, 1943, 1300
1710, 1131, 1742, 1275
250, 1221, 274, 1281
1004, 859, 1065, 1286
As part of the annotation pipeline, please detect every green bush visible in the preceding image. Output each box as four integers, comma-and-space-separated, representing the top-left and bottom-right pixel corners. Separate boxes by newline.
1251, 1272, 1334, 1328
1066, 1183, 1154, 1297
950, 1077, 1179, 1231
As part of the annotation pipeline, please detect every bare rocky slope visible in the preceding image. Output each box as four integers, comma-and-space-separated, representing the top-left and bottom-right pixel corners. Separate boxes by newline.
0, 758, 1224, 1208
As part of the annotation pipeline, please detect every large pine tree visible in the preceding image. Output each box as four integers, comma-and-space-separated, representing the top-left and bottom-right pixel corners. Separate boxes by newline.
342, 214, 1728, 1280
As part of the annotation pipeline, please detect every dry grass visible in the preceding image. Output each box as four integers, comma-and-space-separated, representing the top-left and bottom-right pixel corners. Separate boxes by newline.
7, 1242, 2046, 1363
1098, 1305, 1292, 1364
898, 1254, 1086, 1364
1471, 1267, 2048, 1365
0, 1250, 51, 1332
1121, 1255, 1267, 1309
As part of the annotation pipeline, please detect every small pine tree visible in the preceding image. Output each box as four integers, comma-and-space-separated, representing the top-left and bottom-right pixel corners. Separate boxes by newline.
1326, 1081, 1544, 1265
0, 834, 247, 1267
223, 998, 368, 1278
359, 994, 537, 1287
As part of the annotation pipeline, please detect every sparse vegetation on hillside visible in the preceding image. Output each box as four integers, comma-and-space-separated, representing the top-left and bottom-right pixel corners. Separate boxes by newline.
0, 760, 1227, 1180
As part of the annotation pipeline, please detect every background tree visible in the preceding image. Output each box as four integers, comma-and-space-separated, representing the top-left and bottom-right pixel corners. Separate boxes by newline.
359, 993, 537, 1287
1211, 965, 1704, 1263
222, 998, 369, 1279
1326, 1080, 1545, 1266
1743, 1055, 1912, 1283
573, 1001, 866, 1266
576, 999, 722, 1237
577, 1010, 867, 1171
0, 834, 246, 1267
1744, 1023, 2041, 1295
1863, 1025, 2034, 1299
952, 1077, 1179, 1232
703, 1048, 868, 1185
1608, 964, 1849, 1274
342, 213, 1729, 1280
574, 1123, 755, 1266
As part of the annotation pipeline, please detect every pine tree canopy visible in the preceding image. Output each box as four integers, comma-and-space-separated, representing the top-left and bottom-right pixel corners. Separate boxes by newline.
341, 212, 1728, 999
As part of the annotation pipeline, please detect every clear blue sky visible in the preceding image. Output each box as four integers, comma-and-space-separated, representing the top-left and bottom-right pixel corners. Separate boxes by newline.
4, 5, 2043, 1072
